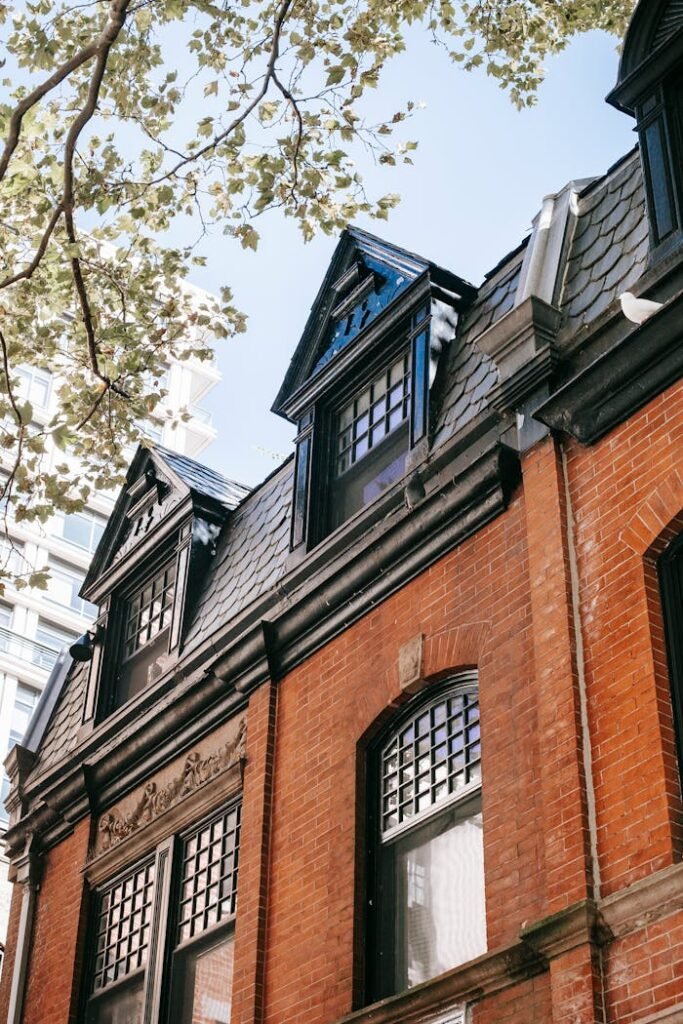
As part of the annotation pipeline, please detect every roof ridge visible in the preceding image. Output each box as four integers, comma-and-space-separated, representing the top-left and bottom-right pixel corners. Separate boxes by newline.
576, 145, 640, 201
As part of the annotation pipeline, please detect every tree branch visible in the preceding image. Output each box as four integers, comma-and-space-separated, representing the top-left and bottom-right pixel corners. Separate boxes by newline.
145, 0, 294, 187
0, 203, 63, 290
0, 0, 128, 187
272, 70, 303, 197
61, 0, 132, 398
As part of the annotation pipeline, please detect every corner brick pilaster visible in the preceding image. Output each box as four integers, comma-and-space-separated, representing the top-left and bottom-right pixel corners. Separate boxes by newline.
522, 435, 599, 1023
231, 678, 278, 1024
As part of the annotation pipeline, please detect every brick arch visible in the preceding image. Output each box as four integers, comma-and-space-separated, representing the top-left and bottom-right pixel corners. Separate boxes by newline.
422, 622, 491, 681
620, 470, 683, 858
355, 622, 491, 745
620, 469, 683, 559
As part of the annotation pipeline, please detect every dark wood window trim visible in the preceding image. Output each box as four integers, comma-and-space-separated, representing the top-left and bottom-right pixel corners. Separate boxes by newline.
365, 673, 486, 1005
292, 301, 432, 554
659, 532, 683, 788
82, 800, 241, 1024
89, 528, 192, 723
636, 72, 683, 258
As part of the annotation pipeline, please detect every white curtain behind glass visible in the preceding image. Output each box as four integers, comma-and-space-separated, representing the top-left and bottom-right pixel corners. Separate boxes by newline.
397, 809, 486, 989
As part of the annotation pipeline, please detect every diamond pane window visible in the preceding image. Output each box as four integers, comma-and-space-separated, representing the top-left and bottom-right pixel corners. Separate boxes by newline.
381, 689, 480, 835
91, 859, 156, 993
177, 803, 241, 945
335, 355, 411, 477
123, 561, 176, 661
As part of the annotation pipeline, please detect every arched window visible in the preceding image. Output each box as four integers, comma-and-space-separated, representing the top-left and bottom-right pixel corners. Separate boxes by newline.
367, 673, 487, 1002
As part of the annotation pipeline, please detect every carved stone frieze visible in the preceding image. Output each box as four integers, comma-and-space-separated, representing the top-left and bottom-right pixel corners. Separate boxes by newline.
95, 716, 246, 855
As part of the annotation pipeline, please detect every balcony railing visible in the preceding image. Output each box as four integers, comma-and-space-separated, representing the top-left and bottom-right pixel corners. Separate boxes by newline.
0, 626, 60, 671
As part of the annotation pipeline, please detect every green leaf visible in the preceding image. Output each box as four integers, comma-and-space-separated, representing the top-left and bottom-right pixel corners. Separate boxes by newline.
326, 66, 345, 86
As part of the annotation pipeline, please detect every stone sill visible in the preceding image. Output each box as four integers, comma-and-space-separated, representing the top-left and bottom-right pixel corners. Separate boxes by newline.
335, 941, 544, 1024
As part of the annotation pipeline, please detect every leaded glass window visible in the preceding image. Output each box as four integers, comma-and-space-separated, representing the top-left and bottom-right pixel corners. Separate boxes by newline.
92, 861, 156, 992
171, 805, 241, 1024
335, 354, 411, 477
381, 690, 481, 835
114, 559, 177, 709
177, 804, 241, 944
369, 676, 486, 1002
86, 860, 155, 1023
123, 561, 176, 661
85, 801, 241, 1024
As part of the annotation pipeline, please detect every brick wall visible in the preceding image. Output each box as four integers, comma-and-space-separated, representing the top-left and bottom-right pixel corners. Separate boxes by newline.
0, 878, 24, 1023
474, 973, 552, 1024
566, 379, 683, 899
261, 491, 542, 1023
20, 819, 90, 1024
3, 382, 682, 1024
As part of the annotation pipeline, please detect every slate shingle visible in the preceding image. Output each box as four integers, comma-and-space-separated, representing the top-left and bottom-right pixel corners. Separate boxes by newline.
31, 659, 89, 775
434, 248, 525, 447
560, 150, 648, 327
154, 444, 250, 509
183, 459, 294, 651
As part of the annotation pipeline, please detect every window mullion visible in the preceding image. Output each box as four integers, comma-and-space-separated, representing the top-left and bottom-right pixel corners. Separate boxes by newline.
142, 835, 177, 1024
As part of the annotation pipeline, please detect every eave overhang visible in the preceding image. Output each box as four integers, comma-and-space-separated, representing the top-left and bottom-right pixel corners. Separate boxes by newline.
5, 414, 518, 859
535, 289, 683, 444
607, 16, 683, 114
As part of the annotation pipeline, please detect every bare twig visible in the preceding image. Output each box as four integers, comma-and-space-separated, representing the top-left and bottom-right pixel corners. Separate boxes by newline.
0, 203, 63, 290
272, 70, 304, 198
144, 0, 294, 188
0, 327, 24, 428
0, 326, 26, 532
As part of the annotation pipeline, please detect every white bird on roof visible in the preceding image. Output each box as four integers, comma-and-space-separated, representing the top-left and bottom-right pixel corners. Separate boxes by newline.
619, 291, 663, 325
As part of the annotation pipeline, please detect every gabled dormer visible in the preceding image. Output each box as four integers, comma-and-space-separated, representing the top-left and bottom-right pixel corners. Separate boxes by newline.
608, 0, 683, 258
80, 445, 249, 724
272, 228, 476, 554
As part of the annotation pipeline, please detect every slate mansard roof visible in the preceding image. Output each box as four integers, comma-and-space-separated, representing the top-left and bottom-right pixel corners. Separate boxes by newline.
153, 444, 251, 510
25, 147, 656, 786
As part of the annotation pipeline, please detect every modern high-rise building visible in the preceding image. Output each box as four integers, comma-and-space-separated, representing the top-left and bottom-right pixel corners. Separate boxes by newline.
0, 342, 221, 944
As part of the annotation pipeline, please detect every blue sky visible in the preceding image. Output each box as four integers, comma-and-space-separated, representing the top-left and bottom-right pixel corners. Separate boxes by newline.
188, 27, 635, 488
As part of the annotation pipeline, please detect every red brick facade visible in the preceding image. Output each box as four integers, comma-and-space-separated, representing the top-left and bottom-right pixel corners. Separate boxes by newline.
3, 375, 679, 1024
2, 8, 683, 1012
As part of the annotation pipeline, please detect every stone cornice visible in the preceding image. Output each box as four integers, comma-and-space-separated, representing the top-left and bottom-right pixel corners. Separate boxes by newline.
475, 295, 562, 407
599, 860, 683, 939
519, 899, 609, 958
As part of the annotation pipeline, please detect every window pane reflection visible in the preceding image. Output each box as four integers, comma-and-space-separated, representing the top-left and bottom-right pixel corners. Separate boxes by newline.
87, 976, 144, 1024
392, 798, 486, 991
174, 934, 234, 1024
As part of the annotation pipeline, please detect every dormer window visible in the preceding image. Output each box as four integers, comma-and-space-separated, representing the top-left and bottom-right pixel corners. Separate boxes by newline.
608, 0, 683, 256
330, 352, 411, 530
79, 446, 248, 726
273, 228, 475, 556
116, 558, 177, 708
